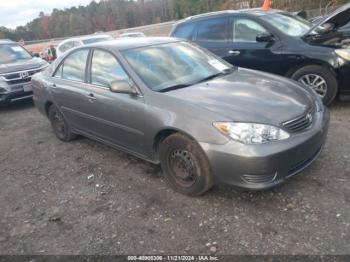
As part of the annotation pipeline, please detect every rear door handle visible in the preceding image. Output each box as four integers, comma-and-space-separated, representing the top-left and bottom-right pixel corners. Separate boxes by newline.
87, 93, 97, 101
228, 50, 240, 56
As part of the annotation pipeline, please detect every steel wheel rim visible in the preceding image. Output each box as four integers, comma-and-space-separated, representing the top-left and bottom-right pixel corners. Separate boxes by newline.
298, 74, 327, 98
168, 149, 197, 188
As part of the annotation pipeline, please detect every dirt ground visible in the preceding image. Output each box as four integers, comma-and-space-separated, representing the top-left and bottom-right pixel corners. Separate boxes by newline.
0, 100, 349, 255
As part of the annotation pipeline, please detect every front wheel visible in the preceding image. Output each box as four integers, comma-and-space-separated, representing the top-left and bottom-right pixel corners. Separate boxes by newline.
159, 133, 213, 196
48, 104, 77, 142
291, 65, 338, 105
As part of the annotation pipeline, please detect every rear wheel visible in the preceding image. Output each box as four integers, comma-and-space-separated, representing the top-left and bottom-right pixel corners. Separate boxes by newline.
159, 133, 213, 196
48, 104, 77, 142
291, 65, 338, 105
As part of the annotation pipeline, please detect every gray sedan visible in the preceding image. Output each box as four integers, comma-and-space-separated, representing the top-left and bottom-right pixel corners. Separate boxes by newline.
32, 37, 329, 196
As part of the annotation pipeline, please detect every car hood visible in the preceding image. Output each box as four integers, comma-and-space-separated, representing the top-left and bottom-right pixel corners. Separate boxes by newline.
0, 57, 47, 75
306, 3, 350, 35
165, 68, 315, 125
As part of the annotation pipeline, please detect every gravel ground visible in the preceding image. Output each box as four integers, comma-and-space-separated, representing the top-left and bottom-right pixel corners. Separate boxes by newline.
0, 100, 349, 255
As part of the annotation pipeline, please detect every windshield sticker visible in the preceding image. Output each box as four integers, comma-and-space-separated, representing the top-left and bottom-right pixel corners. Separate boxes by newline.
208, 59, 229, 71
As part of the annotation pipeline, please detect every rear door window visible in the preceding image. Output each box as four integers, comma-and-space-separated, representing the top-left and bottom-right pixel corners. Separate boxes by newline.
173, 23, 196, 40
61, 49, 89, 82
197, 17, 230, 42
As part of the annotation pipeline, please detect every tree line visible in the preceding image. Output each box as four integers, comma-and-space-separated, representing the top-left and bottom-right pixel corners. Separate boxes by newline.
0, 0, 349, 41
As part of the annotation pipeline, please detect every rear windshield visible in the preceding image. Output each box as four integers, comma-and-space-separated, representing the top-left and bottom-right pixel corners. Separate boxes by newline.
0, 43, 32, 63
82, 37, 113, 45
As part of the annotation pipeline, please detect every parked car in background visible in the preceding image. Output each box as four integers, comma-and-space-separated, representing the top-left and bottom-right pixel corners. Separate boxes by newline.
32, 38, 329, 196
56, 34, 113, 57
119, 32, 146, 38
170, 4, 350, 105
0, 39, 48, 106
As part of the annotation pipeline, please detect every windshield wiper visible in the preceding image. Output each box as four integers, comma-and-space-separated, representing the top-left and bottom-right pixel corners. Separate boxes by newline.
159, 84, 191, 93
222, 67, 236, 74
197, 73, 224, 83
194, 67, 236, 84
159, 67, 237, 93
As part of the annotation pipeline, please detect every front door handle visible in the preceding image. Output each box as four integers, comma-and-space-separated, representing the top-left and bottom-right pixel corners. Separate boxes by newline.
87, 93, 97, 101
228, 50, 240, 56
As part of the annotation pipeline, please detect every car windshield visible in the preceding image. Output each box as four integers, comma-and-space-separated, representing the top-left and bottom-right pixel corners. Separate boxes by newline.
261, 13, 315, 37
82, 37, 113, 45
122, 41, 234, 92
0, 43, 32, 63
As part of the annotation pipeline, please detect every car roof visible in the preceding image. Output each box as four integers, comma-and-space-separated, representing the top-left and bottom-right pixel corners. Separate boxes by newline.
90, 37, 180, 51
77, 34, 112, 41
175, 8, 282, 25
59, 34, 112, 45
120, 32, 144, 36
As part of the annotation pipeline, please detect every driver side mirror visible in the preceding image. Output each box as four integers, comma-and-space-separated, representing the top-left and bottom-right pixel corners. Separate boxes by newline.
256, 33, 275, 43
110, 79, 138, 95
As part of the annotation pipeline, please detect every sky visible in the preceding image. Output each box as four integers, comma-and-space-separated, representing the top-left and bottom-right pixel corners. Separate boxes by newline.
0, 0, 95, 29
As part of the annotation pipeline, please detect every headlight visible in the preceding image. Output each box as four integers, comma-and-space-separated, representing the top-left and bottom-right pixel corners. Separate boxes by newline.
213, 122, 290, 144
335, 49, 350, 61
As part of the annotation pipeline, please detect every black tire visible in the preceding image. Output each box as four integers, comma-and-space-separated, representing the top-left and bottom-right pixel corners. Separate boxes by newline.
48, 104, 77, 142
159, 133, 213, 196
291, 65, 338, 105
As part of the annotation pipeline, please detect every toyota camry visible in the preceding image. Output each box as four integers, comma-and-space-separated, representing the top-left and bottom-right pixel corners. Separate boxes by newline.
32, 38, 329, 196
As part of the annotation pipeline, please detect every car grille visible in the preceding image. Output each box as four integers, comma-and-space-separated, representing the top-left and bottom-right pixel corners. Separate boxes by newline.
282, 107, 315, 133
0, 68, 41, 85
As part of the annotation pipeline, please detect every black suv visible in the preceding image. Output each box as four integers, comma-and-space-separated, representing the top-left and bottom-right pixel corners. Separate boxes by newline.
170, 4, 350, 105
0, 40, 48, 106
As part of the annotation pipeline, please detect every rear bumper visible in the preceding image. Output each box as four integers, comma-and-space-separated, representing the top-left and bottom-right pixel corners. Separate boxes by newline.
200, 108, 330, 190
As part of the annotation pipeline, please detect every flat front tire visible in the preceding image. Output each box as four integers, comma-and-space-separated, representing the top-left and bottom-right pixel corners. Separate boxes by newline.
159, 133, 213, 196
48, 104, 77, 142
291, 65, 338, 105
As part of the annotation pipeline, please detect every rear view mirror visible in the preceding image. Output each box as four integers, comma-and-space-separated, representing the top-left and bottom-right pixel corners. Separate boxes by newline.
110, 80, 137, 95
256, 33, 275, 43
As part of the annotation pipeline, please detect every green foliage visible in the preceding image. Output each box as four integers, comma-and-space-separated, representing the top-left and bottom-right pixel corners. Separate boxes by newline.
1, 0, 349, 41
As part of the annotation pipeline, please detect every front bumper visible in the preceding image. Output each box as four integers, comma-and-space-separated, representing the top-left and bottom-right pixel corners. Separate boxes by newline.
0, 84, 33, 105
337, 62, 350, 95
200, 108, 330, 190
